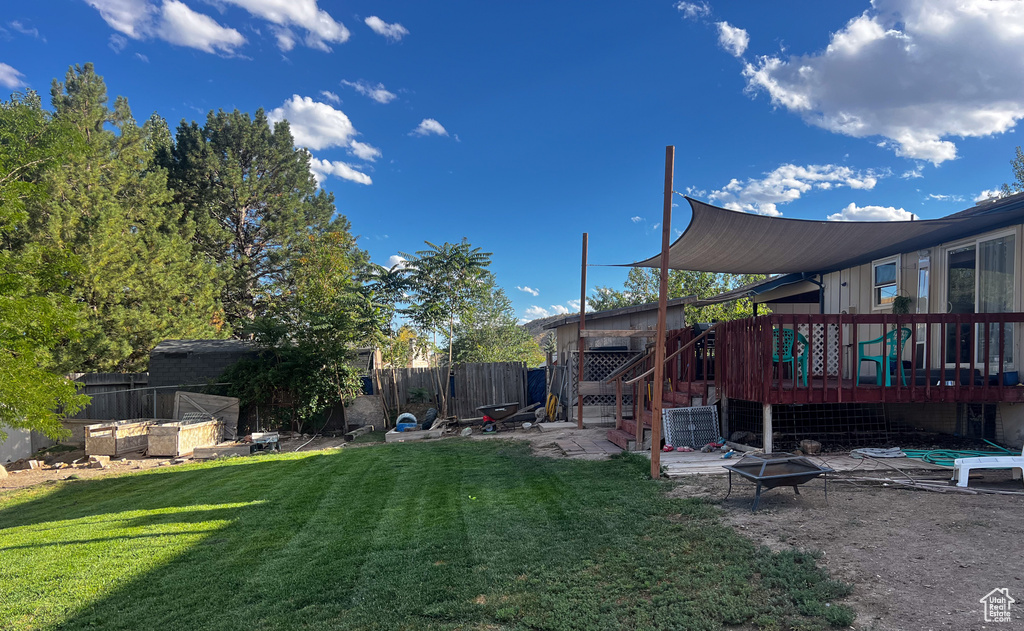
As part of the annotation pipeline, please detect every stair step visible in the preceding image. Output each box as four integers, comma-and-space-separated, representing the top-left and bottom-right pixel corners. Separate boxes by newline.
620, 418, 652, 436
606, 429, 635, 452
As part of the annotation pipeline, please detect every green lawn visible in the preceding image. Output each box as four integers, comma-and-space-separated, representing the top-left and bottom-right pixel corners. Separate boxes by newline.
0, 439, 852, 630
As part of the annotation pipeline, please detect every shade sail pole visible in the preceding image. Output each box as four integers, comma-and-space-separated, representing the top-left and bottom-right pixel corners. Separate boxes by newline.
577, 232, 588, 429
651, 146, 674, 478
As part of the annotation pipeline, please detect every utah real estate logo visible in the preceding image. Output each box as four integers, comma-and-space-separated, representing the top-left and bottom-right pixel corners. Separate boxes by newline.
980, 588, 1015, 623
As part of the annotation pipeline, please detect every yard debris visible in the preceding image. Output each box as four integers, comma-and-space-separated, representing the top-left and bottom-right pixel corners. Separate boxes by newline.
88, 455, 110, 469
27, 460, 43, 470
172, 457, 189, 465
850, 447, 906, 459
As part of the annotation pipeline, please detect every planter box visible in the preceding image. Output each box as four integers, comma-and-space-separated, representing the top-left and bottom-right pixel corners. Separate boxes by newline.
147, 420, 221, 457
85, 420, 159, 456
385, 428, 443, 443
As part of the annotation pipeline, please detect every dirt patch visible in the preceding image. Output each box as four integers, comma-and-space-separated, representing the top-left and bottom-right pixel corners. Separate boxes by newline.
467, 426, 615, 460
671, 472, 1024, 630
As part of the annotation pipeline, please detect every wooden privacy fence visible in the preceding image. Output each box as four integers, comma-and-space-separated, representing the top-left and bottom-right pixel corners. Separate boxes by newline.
373, 362, 529, 419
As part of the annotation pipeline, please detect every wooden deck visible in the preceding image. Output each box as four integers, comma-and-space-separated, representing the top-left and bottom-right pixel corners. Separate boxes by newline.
760, 375, 1024, 404
609, 313, 1024, 410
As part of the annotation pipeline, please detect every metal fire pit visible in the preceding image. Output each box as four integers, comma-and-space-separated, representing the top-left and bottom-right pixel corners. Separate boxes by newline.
724, 452, 833, 511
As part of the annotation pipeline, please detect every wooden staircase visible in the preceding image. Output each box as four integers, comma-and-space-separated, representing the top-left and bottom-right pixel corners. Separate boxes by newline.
605, 384, 707, 452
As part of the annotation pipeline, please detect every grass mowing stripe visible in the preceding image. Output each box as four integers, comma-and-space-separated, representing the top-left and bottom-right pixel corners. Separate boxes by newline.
0, 440, 853, 631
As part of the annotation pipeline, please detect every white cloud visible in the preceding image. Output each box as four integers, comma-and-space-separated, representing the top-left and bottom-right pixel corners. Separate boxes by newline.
267, 95, 356, 150
109, 33, 128, 52
927, 193, 965, 203
976, 188, 1006, 203
516, 286, 540, 297
218, 0, 349, 50
386, 255, 408, 269
524, 305, 571, 320
567, 299, 581, 311
630, 216, 643, 223
158, 0, 246, 54
675, 1, 710, 20
85, 0, 346, 53
341, 79, 396, 104
9, 21, 40, 38
411, 118, 448, 137
85, 0, 244, 54
319, 90, 340, 103
708, 163, 881, 216
308, 157, 372, 186
901, 166, 924, 179
364, 16, 408, 41
135, 53, 149, 62
742, 0, 1024, 164
349, 140, 381, 162
826, 203, 917, 221
85, 0, 154, 39
0, 62, 25, 88
716, 21, 748, 57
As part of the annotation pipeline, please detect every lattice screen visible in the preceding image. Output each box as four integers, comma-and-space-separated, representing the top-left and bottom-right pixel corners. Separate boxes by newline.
570, 350, 640, 406
795, 323, 840, 378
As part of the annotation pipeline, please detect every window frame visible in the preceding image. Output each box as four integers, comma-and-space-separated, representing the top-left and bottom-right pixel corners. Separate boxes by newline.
871, 255, 900, 311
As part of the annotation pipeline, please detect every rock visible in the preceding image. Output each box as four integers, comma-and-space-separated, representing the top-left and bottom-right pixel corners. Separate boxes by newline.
0, 464, 7, 478
460, 427, 472, 437
172, 457, 189, 464
729, 431, 757, 444
88, 455, 110, 469
799, 439, 822, 455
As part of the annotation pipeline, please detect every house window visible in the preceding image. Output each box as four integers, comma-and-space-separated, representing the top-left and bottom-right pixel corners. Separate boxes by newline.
872, 257, 899, 309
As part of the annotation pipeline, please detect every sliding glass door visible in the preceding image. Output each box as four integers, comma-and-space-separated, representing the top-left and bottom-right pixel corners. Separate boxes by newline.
945, 234, 1015, 367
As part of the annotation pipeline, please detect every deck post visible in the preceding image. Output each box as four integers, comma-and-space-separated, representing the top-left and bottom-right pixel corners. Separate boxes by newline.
615, 378, 623, 429
762, 403, 773, 454
650, 145, 674, 479
577, 232, 588, 429
720, 396, 729, 439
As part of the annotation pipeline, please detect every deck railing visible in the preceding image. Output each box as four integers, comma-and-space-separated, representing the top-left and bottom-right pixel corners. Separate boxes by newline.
717, 313, 1024, 405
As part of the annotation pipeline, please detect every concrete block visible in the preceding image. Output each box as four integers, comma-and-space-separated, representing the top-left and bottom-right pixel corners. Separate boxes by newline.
28, 459, 43, 470
385, 428, 443, 443
88, 455, 110, 469
537, 422, 578, 432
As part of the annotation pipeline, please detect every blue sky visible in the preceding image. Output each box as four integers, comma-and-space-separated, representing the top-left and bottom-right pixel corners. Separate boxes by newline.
4, 1, 1024, 322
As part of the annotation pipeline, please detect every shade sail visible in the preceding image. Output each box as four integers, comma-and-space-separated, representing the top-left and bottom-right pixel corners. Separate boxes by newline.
630, 195, 1024, 275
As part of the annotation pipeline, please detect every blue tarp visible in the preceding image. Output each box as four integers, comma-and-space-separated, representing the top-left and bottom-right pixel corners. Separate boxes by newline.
527, 369, 546, 406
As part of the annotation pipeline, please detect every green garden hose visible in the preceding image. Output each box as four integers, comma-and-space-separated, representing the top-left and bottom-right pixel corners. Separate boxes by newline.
903, 440, 1015, 467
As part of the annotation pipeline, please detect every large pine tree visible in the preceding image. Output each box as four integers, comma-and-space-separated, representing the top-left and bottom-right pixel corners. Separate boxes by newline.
160, 109, 340, 329
32, 64, 222, 372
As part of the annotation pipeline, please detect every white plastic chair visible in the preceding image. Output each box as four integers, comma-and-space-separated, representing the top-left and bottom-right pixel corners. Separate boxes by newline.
952, 445, 1024, 487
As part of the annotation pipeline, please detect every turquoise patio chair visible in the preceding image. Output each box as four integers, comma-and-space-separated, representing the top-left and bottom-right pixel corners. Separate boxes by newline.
857, 327, 912, 386
772, 328, 808, 387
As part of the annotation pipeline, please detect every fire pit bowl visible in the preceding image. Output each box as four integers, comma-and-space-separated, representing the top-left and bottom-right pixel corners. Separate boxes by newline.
724, 452, 833, 511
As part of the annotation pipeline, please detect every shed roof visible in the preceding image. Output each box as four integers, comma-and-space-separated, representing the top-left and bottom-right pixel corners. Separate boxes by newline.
152, 339, 256, 355
630, 193, 1024, 275
542, 295, 696, 330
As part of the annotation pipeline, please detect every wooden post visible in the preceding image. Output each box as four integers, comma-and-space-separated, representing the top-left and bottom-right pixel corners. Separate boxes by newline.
577, 232, 588, 429
651, 146, 674, 479
762, 402, 773, 454
720, 396, 730, 439
615, 378, 623, 430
